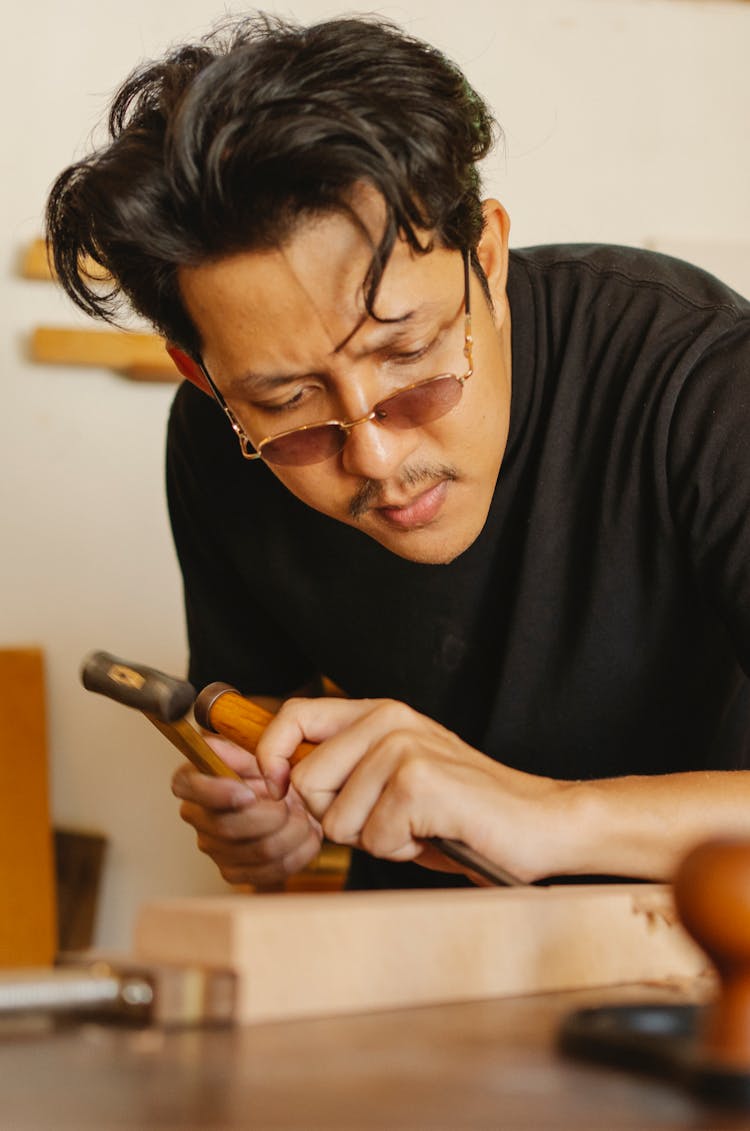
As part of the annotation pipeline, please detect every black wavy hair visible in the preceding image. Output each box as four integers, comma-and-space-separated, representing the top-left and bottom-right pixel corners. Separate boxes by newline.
46, 12, 498, 357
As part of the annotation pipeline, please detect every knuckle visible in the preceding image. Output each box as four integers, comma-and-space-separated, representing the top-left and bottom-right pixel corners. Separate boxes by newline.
321, 810, 357, 848
372, 699, 417, 728
288, 762, 309, 794
178, 800, 195, 825
289, 766, 320, 808
282, 695, 306, 710
207, 813, 234, 840
195, 832, 215, 857
219, 864, 249, 885
393, 753, 432, 794
275, 696, 305, 722
172, 773, 194, 801
253, 836, 282, 864
385, 727, 420, 757
397, 748, 430, 777
359, 827, 381, 857
320, 811, 341, 843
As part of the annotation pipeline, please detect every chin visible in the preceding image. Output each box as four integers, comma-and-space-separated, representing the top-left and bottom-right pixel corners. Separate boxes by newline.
366, 523, 480, 565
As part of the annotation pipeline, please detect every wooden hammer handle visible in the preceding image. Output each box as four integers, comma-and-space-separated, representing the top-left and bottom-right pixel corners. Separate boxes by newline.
194, 683, 316, 765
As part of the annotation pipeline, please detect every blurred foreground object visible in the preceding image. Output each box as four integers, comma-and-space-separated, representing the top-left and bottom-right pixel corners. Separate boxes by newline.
561, 838, 750, 1108
0, 647, 56, 966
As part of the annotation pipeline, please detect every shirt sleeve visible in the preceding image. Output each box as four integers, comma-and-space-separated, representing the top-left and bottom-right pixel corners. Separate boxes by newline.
666, 319, 750, 675
165, 383, 317, 696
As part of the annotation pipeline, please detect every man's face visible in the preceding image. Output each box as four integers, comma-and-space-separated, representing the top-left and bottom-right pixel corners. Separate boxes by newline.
178, 196, 512, 565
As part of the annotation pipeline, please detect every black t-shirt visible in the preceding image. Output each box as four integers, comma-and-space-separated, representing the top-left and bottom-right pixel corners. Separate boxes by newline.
166, 244, 750, 889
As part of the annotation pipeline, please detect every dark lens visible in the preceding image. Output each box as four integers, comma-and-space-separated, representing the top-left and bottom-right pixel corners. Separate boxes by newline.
375, 375, 462, 429
260, 424, 347, 466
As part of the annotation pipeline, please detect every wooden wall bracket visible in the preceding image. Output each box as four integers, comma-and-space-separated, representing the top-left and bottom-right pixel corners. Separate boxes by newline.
29, 326, 177, 383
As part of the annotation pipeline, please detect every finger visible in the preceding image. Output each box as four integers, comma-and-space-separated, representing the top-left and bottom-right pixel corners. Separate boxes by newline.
256, 697, 384, 798
289, 702, 434, 818
216, 827, 323, 888
195, 733, 264, 777
356, 760, 442, 859
354, 756, 505, 881
195, 808, 317, 864
179, 796, 293, 840
171, 762, 257, 809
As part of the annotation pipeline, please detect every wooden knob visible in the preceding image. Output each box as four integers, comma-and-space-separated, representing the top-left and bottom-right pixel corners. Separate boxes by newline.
674, 838, 750, 1069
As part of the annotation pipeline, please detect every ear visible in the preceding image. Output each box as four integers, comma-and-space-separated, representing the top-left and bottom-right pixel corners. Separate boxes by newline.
165, 343, 214, 396
476, 199, 511, 309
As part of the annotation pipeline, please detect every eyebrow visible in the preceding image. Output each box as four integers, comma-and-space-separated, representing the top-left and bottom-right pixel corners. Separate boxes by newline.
225, 305, 438, 396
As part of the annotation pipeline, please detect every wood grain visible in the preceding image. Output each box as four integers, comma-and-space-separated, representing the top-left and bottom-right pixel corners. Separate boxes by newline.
133, 884, 710, 1024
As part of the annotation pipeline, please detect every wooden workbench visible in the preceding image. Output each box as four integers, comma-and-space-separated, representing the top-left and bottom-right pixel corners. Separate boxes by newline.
1, 984, 745, 1130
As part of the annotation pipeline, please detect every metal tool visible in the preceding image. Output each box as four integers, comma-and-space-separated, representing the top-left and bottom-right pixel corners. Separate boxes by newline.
0, 958, 235, 1027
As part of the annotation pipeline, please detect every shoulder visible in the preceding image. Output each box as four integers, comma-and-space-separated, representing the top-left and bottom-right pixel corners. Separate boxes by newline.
507, 242, 750, 424
509, 243, 750, 326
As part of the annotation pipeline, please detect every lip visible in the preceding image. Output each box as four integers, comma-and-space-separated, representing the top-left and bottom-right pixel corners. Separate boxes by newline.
375, 480, 450, 529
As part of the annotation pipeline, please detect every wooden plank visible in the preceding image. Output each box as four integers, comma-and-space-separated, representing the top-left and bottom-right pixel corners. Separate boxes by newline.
133, 884, 709, 1025
30, 326, 178, 382
0, 648, 57, 966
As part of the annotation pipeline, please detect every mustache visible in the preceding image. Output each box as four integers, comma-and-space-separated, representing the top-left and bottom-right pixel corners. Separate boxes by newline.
348, 464, 459, 520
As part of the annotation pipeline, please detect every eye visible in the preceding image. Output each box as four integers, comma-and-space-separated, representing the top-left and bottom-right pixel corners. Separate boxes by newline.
251, 383, 322, 415
394, 346, 428, 363
387, 340, 434, 366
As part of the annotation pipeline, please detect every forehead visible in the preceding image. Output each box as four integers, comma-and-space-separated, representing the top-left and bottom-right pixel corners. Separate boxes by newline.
177, 211, 456, 379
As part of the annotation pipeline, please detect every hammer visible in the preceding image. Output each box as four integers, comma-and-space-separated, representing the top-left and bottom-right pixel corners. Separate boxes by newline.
81, 652, 520, 886
81, 650, 243, 780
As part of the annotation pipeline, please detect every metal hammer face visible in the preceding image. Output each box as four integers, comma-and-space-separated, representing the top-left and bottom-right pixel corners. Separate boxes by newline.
80, 651, 241, 780
81, 651, 196, 722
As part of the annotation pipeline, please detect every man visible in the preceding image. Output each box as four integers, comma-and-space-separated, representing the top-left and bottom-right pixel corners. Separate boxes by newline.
47, 13, 750, 892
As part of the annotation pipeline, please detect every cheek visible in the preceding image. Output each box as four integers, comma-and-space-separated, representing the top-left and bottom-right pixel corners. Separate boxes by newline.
461, 372, 511, 481
475, 328, 511, 422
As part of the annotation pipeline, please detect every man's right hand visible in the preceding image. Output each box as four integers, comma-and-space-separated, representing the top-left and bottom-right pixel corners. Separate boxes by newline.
171, 734, 323, 887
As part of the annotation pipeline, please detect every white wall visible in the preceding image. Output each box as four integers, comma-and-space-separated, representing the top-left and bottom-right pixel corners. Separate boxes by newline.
2, 0, 748, 950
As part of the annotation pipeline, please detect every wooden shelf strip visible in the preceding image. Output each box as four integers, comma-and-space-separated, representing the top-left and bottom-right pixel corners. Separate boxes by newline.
30, 326, 178, 382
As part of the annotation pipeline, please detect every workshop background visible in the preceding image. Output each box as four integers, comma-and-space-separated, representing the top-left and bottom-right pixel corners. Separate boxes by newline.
2, 0, 748, 951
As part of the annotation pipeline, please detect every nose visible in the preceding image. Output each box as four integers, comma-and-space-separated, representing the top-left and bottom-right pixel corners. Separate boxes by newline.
339, 416, 420, 481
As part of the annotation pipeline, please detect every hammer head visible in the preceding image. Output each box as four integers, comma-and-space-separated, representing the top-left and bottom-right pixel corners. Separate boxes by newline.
81, 651, 195, 723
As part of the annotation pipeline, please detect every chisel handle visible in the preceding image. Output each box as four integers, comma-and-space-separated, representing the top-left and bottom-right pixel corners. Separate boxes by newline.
194, 683, 316, 765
